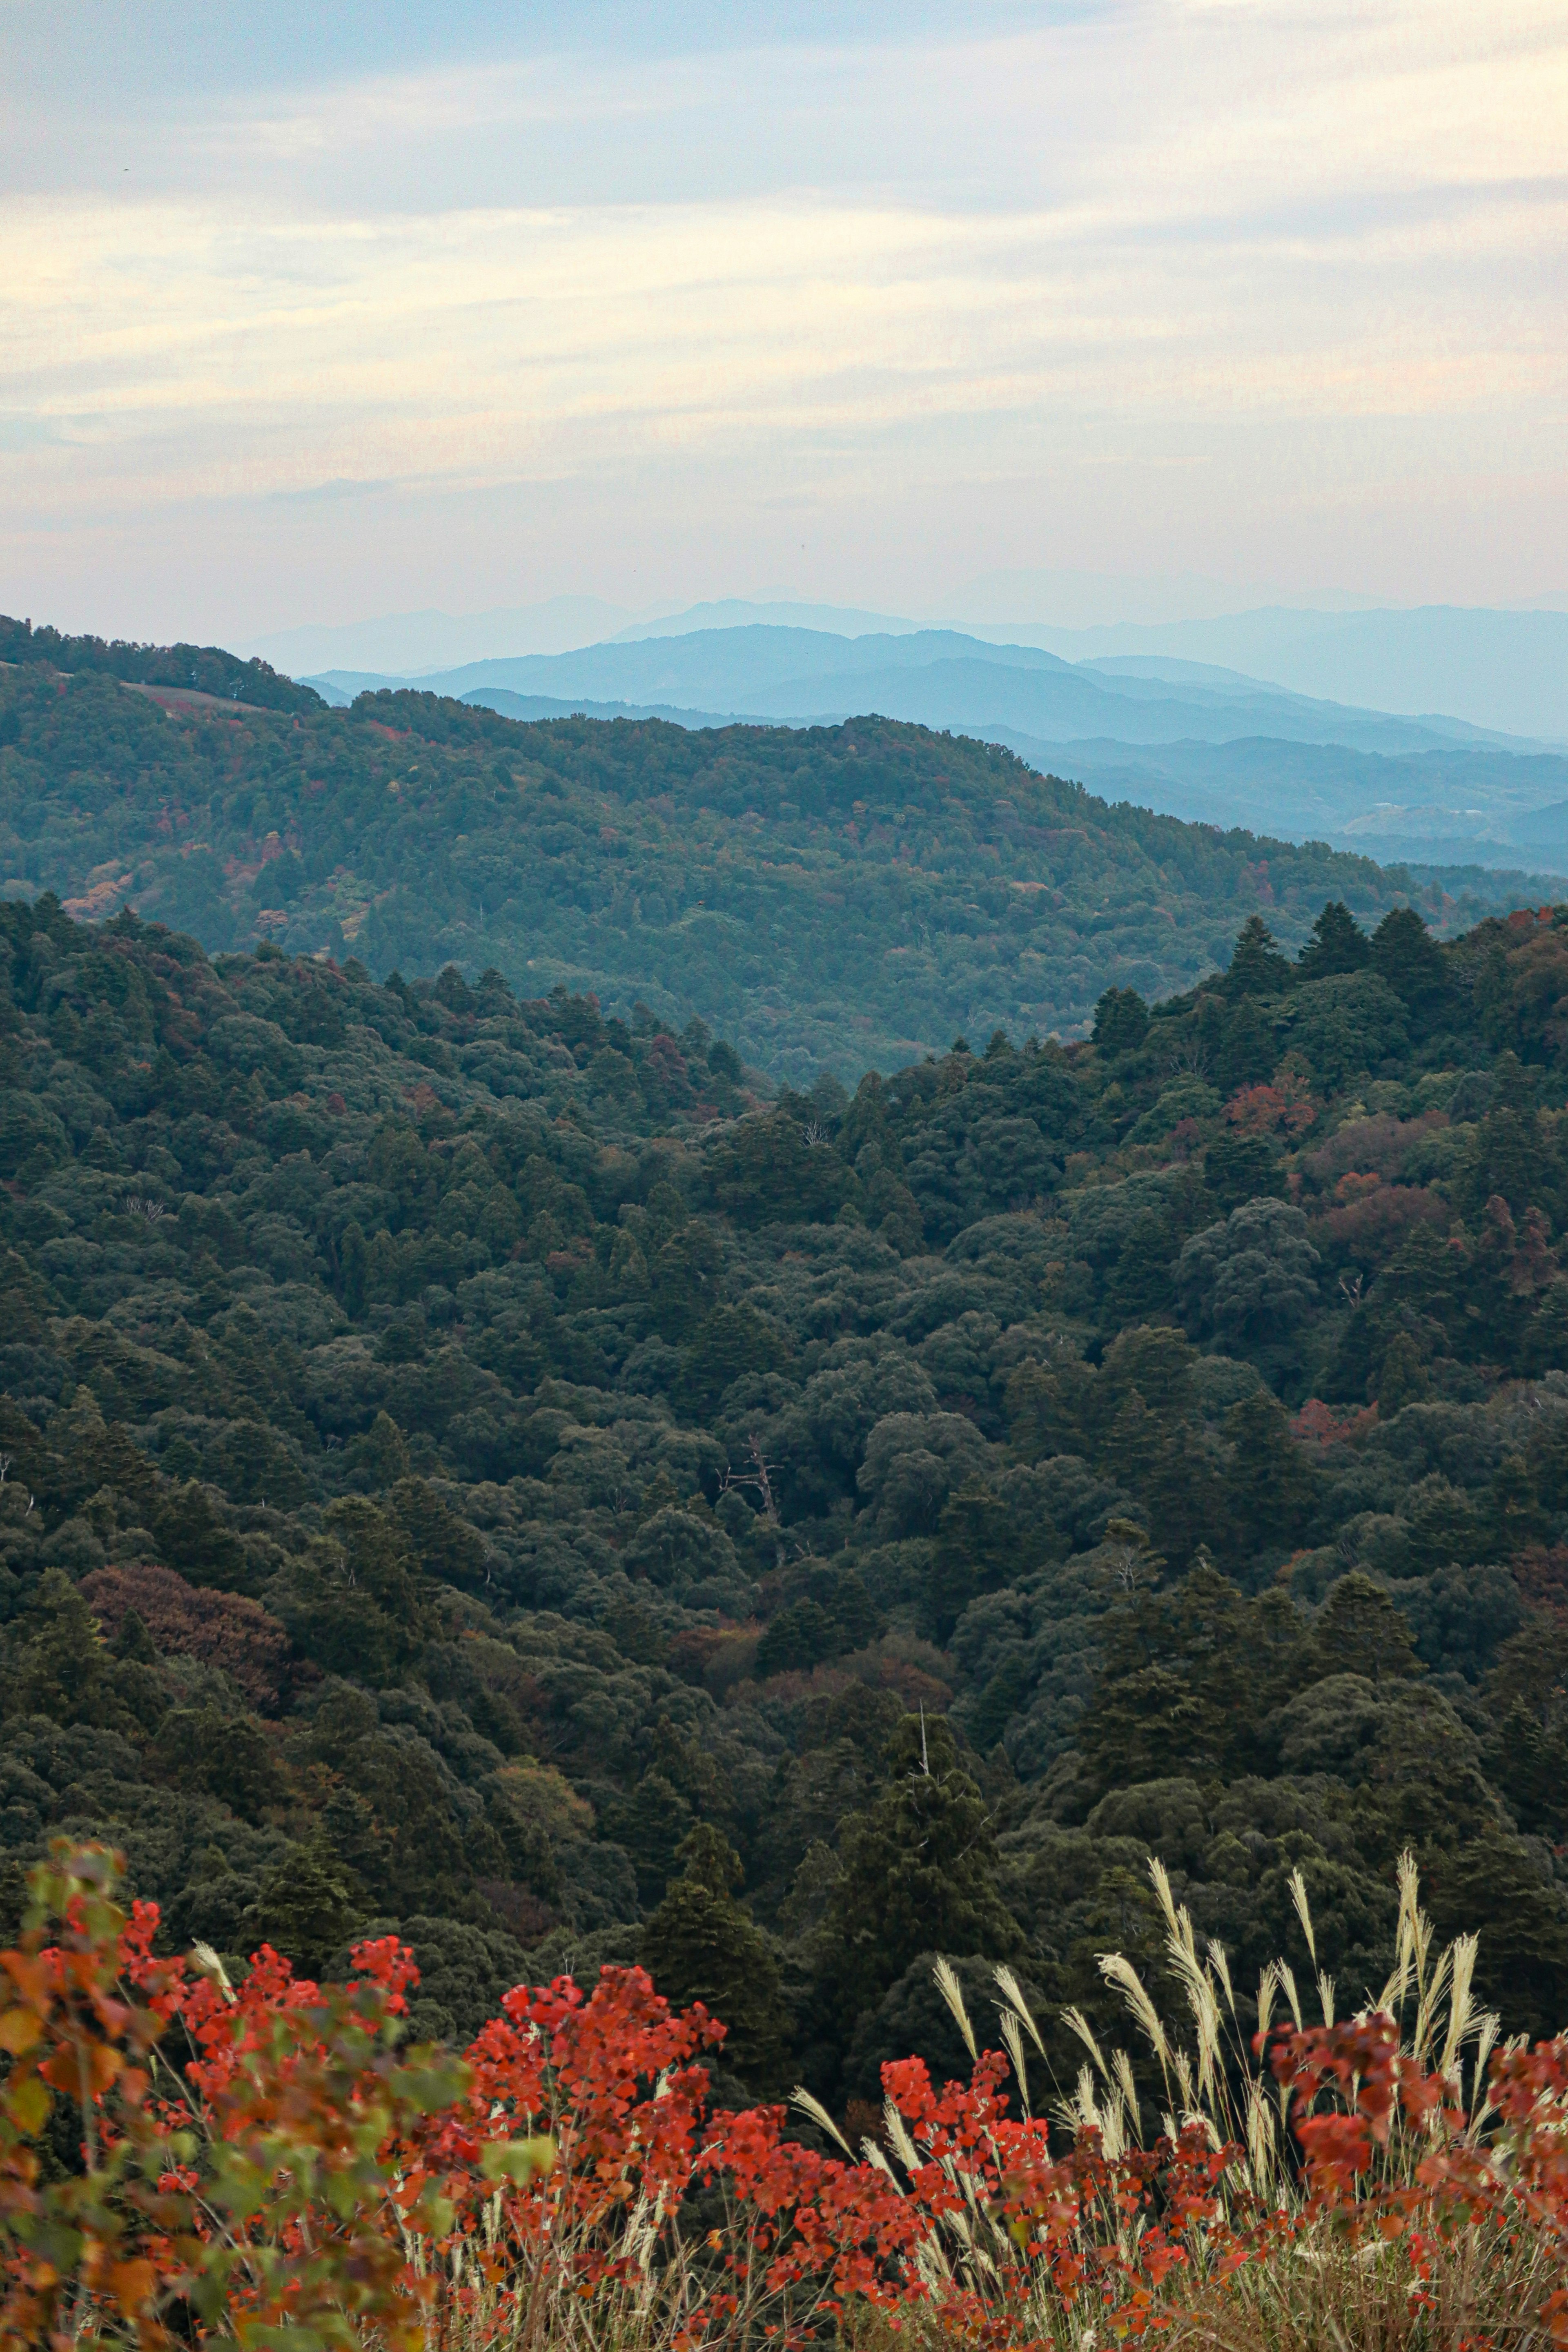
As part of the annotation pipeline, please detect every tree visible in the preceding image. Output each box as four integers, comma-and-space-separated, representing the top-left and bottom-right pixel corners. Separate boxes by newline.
2, 1570, 123, 1730
624, 1507, 741, 1595
148, 1705, 283, 1822
1177, 1199, 1321, 1347
1223, 916, 1292, 999
1220, 1390, 1311, 1560
1426, 1837, 1568, 2042
1216, 996, 1280, 1094
243, 1833, 365, 1977
640, 1826, 791, 2094
1102, 1212, 1178, 1323
1311, 1571, 1422, 1686
1371, 906, 1448, 1029
1296, 900, 1371, 980
1203, 1131, 1283, 1213
390, 1476, 488, 1592
1285, 972, 1408, 1090
820, 1716, 1020, 2029
1093, 987, 1149, 1057
274, 1501, 432, 1686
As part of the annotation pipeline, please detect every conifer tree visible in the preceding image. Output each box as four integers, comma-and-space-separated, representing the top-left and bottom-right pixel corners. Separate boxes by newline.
1223, 915, 1292, 999
243, 1833, 364, 1979
1296, 900, 1371, 979
640, 1826, 791, 2094
819, 1717, 1019, 2029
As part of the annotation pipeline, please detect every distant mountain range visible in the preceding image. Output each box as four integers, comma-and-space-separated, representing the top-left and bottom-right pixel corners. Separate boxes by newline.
296, 610, 1568, 876
1013, 605, 1568, 743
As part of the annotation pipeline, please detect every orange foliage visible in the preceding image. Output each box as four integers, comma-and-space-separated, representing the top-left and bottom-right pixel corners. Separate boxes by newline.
5, 1848, 1568, 2349
1225, 1077, 1316, 1136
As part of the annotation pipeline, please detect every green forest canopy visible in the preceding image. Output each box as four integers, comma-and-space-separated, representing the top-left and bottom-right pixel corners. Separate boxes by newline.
0, 615, 1541, 1086
5, 885, 1568, 2108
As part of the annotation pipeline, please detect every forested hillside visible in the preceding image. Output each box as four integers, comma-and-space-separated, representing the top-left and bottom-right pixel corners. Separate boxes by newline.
5, 887, 1568, 2109
0, 616, 1531, 1084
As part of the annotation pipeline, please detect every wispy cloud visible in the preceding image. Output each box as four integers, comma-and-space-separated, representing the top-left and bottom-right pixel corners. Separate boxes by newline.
0, 0, 1562, 631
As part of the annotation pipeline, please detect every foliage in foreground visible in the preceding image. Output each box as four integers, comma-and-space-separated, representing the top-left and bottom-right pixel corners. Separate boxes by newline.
3, 1844, 1567, 2352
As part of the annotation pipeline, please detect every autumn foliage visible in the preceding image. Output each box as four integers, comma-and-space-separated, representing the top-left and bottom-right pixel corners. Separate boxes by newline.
3, 1847, 1568, 2350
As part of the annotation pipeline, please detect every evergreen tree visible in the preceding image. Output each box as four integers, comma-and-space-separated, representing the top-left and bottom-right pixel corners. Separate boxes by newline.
4, 1569, 120, 1728
820, 1717, 1019, 2029
640, 1826, 791, 2094
1204, 1131, 1283, 1211
243, 1833, 364, 1978
1296, 900, 1371, 980
1221, 1390, 1311, 1562
1223, 916, 1293, 1000
1312, 1571, 1422, 1686
1092, 986, 1149, 1057
1370, 906, 1448, 1028
1427, 1836, 1568, 2042
1215, 996, 1281, 1093
1102, 1214, 1178, 1322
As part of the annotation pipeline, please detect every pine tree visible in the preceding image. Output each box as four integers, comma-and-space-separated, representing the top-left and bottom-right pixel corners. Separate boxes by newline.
243, 1832, 364, 1978
1370, 906, 1448, 1027
820, 1717, 1020, 2027
1216, 995, 1281, 1093
6, 1569, 119, 1728
1092, 986, 1149, 1057
1223, 915, 1292, 1000
1312, 1570, 1421, 1686
1296, 900, 1371, 980
1221, 1390, 1311, 1560
639, 1826, 791, 2094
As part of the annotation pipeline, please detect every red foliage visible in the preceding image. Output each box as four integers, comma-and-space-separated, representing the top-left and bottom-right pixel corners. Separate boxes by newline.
8, 1852, 1568, 2349
1225, 1079, 1316, 1136
1290, 1397, 1379, 1448
78, 1563, 291, 1713
1316, 1180, 1449, 1260
1303, 1109, 1444, 1185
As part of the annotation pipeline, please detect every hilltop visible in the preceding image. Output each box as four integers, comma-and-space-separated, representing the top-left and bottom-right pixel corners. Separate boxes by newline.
0, 618, 1543, 1085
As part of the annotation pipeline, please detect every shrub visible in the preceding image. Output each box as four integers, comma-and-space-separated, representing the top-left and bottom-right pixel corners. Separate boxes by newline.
3, 1842, 1568, 2348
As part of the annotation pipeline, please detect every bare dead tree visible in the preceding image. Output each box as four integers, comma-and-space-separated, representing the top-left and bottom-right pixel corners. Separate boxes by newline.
748, 1434, 781, 1528
718, 1435, 787, 1564
1162, 1031, 1212, 1082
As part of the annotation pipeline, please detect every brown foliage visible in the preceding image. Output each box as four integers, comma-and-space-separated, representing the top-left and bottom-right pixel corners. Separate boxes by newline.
79, 1561, 291, 1712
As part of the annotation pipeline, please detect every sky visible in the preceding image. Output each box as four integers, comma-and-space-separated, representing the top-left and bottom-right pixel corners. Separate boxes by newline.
1, 0, 1564, 647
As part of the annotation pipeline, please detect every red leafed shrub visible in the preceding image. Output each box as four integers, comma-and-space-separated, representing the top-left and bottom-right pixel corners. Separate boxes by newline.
7, 1846, 1568, 2350
78, 1563, 292, 1713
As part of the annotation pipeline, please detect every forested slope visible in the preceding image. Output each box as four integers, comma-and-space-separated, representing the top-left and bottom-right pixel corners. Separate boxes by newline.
5, 888, 1568, 2105
0, 615, 1532, 1084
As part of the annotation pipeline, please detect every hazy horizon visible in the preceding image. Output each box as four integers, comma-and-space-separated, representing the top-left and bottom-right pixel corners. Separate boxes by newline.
3, 1, 1564, 650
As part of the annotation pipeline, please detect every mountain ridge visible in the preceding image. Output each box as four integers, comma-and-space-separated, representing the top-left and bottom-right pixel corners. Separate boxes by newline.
3, 625, 1552, 1086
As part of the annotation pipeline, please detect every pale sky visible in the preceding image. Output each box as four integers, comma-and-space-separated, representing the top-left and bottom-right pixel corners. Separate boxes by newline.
2, 0, 1564, 645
